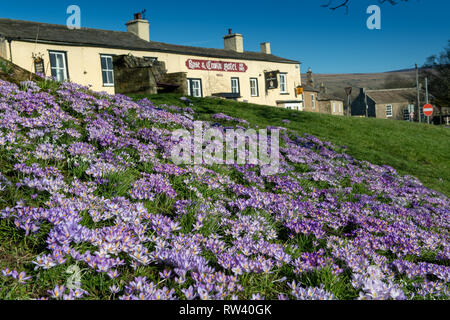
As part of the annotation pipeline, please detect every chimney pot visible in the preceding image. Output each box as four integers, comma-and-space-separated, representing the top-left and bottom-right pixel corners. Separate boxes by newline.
127, 15, 150, 41
228, 28, 233, 35
319, 82, 326, 94
306, 68, 314, 87
224, 31, 243, 53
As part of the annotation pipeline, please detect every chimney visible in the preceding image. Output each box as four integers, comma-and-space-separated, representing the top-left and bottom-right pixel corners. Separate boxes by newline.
306, 68, 314, 87
260, 42, 271, 55
126, 13, 150, 42
319, 82, 327, 94
224, 29, 244, 53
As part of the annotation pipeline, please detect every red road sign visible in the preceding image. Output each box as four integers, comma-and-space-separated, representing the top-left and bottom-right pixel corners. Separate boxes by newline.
423, 104, 433, 117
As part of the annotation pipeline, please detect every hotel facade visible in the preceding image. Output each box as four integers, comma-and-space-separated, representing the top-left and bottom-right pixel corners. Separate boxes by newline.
0, 16, 303, 109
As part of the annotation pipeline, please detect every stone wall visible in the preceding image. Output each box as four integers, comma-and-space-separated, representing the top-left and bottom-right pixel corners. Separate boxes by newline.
0, 38, 7, 60
0, 56, 41, 85
375, 102, 408, 120
158, 72, 188, 94
113, 54, 187, 95
303, 91, 320, 113
113, 55, 167, 95
319, 100, 331, 114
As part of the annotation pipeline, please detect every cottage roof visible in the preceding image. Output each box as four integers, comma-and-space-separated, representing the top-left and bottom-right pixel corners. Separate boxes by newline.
364, 88, 419, 104
317, 93, 344, 102
0, 18, 300, 64
301, 84, 319, 92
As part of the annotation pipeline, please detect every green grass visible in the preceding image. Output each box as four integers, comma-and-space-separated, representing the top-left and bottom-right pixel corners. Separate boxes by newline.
0, 59, 13, 75
131, 93, 450, 197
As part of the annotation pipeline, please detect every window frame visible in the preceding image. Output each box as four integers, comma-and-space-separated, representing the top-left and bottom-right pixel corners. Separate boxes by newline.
404, 104, 415, 121
48, 50, 69, 82
250, 78, 259, 97
279, 73, 288, 94
386, 104, 393, 117
187, 78, 203, 98
285, 103, 300, 110
100, 54, 115, 87
403, 108, 411, 121
311, 94, 316, 109
231, 77, 240, 94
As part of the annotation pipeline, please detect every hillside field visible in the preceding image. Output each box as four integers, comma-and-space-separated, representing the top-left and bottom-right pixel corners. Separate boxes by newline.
301, 69, 419, 101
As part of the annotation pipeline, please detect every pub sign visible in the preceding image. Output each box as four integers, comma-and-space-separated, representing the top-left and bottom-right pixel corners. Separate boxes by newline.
33, 54, 45, 75
265, 71, 279, 90
186, 59, 247, 72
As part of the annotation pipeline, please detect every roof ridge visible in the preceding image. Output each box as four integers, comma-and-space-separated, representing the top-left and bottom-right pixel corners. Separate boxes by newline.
0, 18, 300, 64
365, 87, 417, 92
0, 17, 129, 35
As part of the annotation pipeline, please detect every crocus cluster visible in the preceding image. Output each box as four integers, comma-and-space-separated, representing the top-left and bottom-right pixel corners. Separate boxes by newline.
288, 281, 335, 300
0, 77, 448, 301
212, 113, 250, 125
129, 173, 177, 200
352, 266, 407, 300
1, 268, 32, 284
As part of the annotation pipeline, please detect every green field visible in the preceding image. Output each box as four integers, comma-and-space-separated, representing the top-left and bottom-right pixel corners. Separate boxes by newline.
131, 93, 450, 197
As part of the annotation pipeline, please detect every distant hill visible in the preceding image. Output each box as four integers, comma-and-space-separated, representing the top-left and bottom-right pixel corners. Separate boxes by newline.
301, 68, 430, 101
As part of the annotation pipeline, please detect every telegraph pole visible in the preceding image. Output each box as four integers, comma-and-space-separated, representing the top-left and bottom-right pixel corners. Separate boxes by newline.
345, 87, 352, 116
425, 77, 430, 124
347, 95, 351, 116
416, 64, 421, 123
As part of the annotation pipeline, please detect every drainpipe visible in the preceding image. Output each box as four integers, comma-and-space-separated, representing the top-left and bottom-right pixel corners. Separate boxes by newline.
6, 37, 13, 63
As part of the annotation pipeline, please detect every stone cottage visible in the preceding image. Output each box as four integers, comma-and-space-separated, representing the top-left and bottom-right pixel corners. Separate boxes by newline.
351, 88, 426, 121
301, 69, 344, 116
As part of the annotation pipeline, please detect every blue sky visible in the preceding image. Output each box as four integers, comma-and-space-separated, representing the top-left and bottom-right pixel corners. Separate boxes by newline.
2, 0, 449, 73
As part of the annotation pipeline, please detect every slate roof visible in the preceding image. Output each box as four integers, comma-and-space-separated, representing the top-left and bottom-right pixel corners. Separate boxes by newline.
317, 93, 344, 102
0, 18, 300, 64
364, 88, 419, 104
301, 84, 319, 92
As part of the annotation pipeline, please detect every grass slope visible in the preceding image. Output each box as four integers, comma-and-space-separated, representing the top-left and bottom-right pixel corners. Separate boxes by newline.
132, 93, 450, 197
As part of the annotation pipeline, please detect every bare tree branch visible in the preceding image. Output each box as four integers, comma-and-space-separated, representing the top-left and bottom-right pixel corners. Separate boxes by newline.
321, 0, 349, 10
322, 0, 409, 12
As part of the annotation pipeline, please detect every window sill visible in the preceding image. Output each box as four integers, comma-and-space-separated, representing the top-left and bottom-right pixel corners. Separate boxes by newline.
280, 92, 290, 95
103, 84, 115, 87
